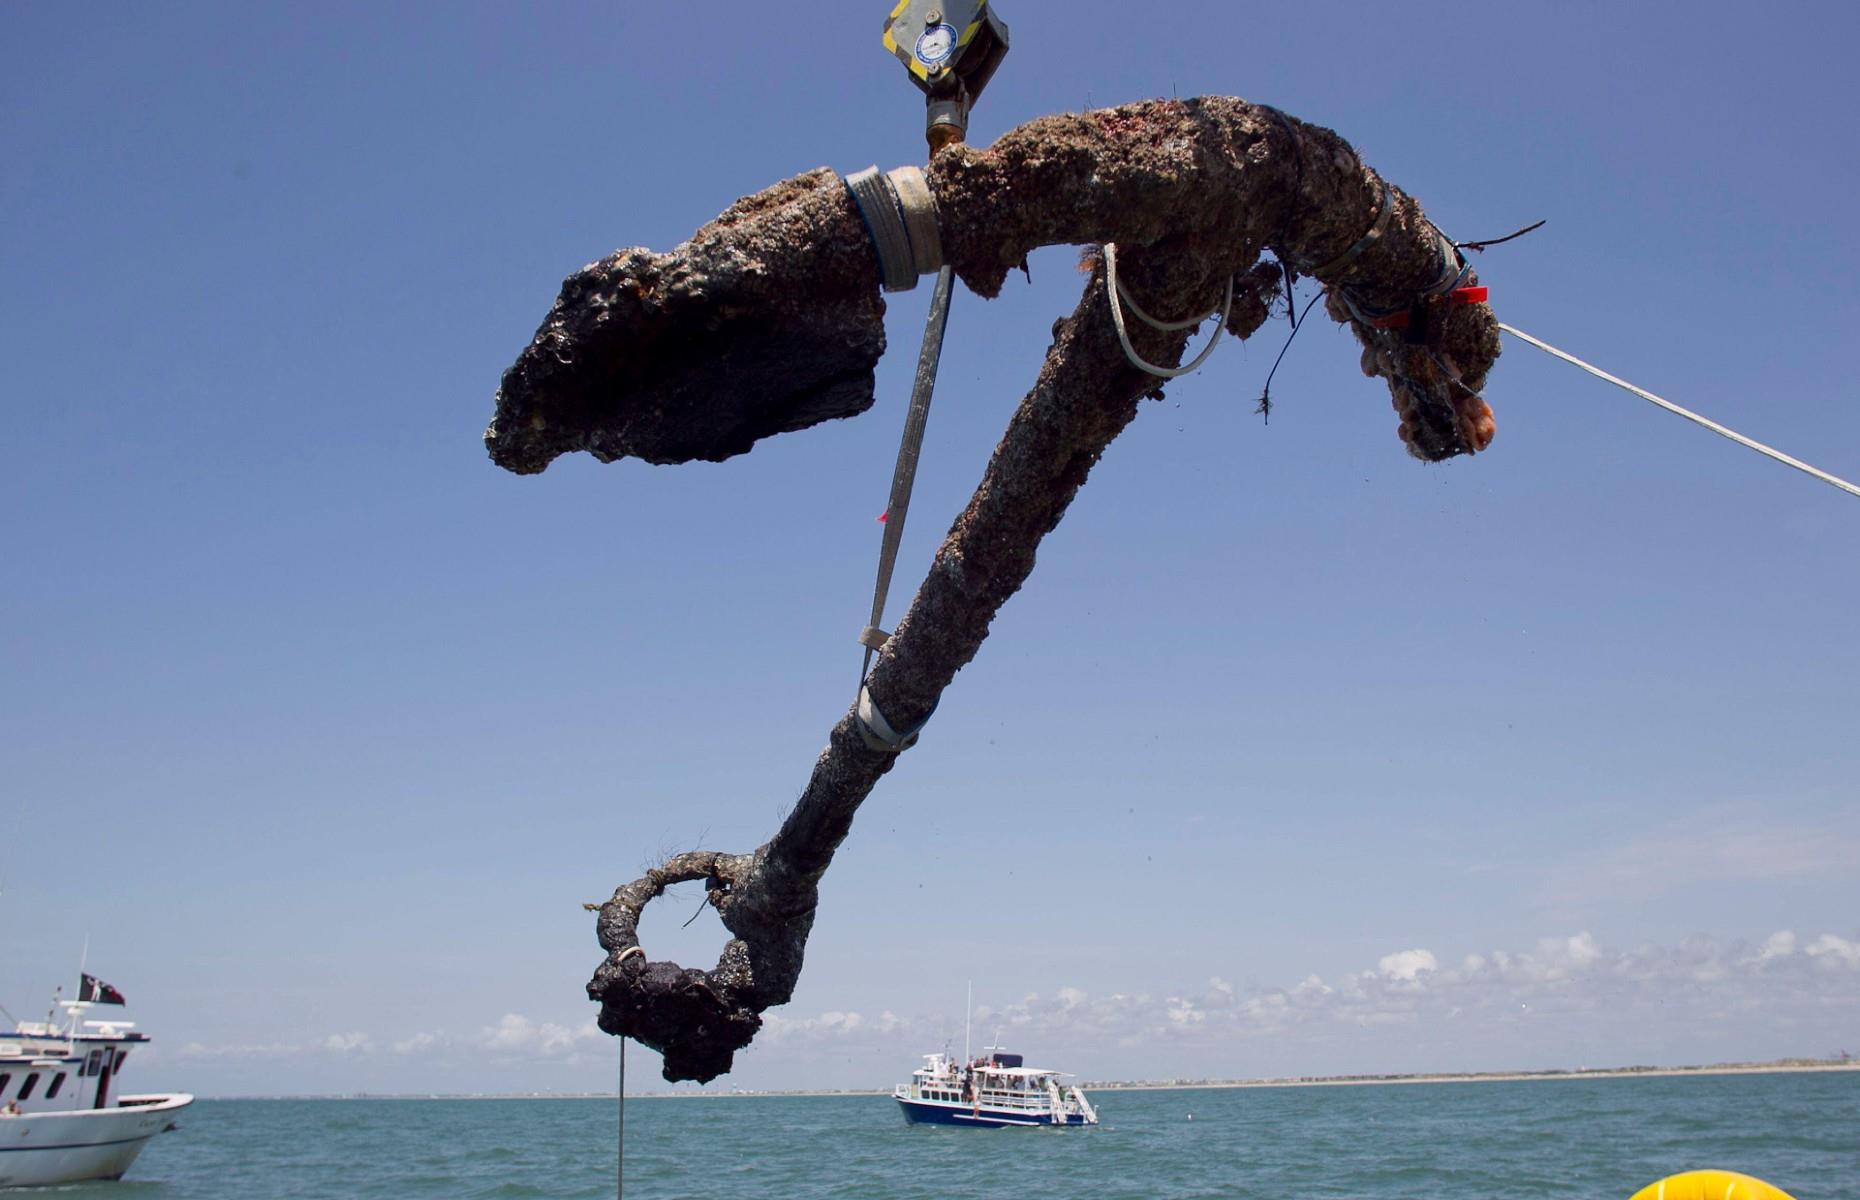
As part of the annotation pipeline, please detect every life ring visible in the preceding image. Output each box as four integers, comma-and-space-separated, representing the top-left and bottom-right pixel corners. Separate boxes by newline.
1630, 1171, 1796, 1200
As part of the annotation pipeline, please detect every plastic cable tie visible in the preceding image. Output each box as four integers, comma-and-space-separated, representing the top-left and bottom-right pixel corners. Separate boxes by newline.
1338, 287, 1404, 330
1367, 285, 1491, 330
1418, 225, 1470, 297
615, 946, 645, 967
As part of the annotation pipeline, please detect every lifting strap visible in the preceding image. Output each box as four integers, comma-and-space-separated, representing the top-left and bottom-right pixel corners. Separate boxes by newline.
862, 263, 954, 676
856, 263, 954, 753
843, 163, 952, 751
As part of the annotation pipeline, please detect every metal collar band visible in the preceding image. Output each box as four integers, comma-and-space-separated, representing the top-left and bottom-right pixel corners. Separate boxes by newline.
1307, 180, 1393, 280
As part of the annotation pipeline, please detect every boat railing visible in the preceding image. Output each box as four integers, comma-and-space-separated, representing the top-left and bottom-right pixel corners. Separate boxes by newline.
974, 1087, 1050, 1110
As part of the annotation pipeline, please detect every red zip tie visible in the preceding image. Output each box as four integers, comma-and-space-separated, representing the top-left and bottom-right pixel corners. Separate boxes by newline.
1369, 286, 1490, 330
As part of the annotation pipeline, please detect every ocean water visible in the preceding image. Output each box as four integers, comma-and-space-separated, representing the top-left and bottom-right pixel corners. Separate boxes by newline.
54, 1070, 1859, 1199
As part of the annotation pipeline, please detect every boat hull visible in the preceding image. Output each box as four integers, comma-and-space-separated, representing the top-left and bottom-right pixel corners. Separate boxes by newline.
896, 1097, 1090, 1128
0, 1093, 192, 1189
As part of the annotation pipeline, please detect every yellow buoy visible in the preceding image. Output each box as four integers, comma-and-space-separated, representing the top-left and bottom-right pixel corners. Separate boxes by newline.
1630, 1170, 1797, 1200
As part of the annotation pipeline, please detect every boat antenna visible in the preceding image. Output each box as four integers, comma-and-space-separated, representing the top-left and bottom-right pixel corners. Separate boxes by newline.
0, 804, 22, 1027
0, 789, 19, 904
67, 934, 92, 1038
964, 980, 972, 1064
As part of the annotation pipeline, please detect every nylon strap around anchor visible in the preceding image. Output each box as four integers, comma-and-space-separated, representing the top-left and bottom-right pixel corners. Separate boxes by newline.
844, 165, 944, 292
856, 685, 935, 753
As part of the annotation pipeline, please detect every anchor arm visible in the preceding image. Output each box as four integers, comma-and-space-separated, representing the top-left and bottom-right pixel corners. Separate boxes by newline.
487, 97, 1498, 477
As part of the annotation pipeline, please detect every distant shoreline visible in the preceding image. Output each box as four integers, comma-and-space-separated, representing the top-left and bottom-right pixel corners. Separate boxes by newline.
1085, 1060, 1860, 1093
212, 1059, 1860, 1101
626, 1059, 1860, 1099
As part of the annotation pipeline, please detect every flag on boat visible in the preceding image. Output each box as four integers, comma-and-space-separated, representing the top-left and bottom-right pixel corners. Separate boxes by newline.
79, 974, 126, 1005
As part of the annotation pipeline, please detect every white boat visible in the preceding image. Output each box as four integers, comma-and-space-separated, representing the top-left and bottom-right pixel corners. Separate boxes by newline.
0, 977, 192, 1188
893, 1047, 1098, 1128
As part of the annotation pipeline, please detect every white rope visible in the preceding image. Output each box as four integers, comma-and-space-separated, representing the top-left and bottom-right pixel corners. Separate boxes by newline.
1498, 323, 1860, 500
1103, 243, 1232, 378
1113, 265, 1219, 331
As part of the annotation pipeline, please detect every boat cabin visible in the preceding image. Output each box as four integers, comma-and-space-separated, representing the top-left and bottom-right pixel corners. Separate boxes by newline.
0, 1018, 148, 1117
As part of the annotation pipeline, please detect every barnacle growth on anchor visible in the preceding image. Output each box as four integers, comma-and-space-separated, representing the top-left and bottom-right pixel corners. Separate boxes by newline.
489, 96, 1501, 1082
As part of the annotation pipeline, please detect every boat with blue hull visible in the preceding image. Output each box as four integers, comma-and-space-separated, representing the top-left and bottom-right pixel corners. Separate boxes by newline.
894, 1049, 1098, 1128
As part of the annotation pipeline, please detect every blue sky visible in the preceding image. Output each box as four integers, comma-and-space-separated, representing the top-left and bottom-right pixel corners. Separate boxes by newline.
3, 3, 1856, 1095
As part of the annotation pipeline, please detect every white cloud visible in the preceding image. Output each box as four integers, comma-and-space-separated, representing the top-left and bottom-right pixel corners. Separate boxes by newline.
1165, 998, 1205, 1026
1556, 932, 1602, 967
1378, 949, 1439, 982
322, 1032, 373, 1054
1500, 933, 1602, 981
174, 928, 1860, 1090
1806, 934, 1860, 968
478, 1013, 601, 1057
1759, 931, 1797, 960
392, 1032, 443, 1055
174, 1040, 303, 1060
764, 1009, 864, 1039
1292, 974, 1332, 997
764, 929, 1860, 1069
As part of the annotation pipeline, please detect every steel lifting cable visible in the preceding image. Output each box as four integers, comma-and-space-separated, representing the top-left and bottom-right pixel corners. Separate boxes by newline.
624, 1026, 632, 1198
1499, 323, 1860, 500
611, 944, 642, 1200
